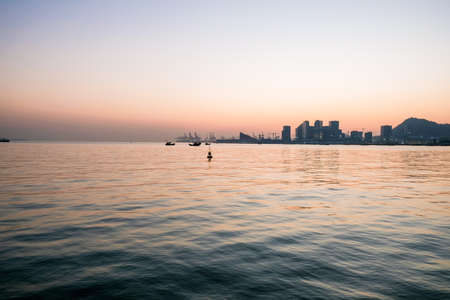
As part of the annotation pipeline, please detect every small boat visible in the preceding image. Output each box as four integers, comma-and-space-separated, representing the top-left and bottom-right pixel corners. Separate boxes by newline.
165, 141, 175, 146
189, 142, 201, 146
0, 138, 10, 143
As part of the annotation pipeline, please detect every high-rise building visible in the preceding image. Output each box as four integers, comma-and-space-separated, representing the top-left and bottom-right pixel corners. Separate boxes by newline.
364, 132, 373, 144
351, 131, 363, 141
328, 120, 340, 139
295, 125, 303, 140
381, 125, 393, 141
302, 121, 311, 139
282, 126, 291, 143
311, 120, 323, 140
329, 121, 339, 130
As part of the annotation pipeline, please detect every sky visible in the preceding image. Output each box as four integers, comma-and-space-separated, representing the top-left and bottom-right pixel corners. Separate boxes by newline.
1, 0, 450, 141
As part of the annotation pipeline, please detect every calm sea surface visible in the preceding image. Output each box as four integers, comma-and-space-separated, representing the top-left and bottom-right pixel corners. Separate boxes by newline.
0, 143, 449, 299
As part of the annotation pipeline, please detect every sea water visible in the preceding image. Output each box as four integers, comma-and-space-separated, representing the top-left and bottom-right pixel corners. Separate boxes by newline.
0, 143, 449, 299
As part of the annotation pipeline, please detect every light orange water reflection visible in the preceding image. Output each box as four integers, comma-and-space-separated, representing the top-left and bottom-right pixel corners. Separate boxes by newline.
1, 143, 449, 230
0, 143, 449, 297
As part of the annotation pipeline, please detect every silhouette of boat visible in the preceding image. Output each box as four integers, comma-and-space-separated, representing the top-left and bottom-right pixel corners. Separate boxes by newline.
165, 141, 175, 146
0, 138, 10, 143
189, 142, 201, 146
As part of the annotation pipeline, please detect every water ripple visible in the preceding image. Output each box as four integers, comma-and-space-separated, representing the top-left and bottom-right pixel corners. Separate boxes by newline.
0, 143, 449, 299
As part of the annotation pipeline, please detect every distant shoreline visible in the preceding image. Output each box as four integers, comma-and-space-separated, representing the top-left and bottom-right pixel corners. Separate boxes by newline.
3, 140, 449, 146
215, 141, 450, 146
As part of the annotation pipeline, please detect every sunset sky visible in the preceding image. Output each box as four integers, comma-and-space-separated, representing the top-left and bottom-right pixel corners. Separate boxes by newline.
1, 0, 450, 140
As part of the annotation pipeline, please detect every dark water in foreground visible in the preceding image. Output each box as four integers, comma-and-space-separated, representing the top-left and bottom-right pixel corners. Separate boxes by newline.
0, 143, 449, 299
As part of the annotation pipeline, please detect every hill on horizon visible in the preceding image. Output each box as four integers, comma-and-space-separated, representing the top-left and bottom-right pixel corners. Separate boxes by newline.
393, 118, 450, 138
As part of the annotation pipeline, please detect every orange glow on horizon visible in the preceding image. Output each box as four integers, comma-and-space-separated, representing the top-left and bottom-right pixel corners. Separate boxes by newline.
2, 84, 449, 139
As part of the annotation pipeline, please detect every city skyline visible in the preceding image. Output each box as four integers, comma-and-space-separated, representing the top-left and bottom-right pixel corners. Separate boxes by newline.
1, 1, 450, 141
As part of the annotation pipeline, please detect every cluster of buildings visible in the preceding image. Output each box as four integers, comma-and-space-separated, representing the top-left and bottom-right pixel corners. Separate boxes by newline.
282, 121, 393, 144
280, 120, 391, 144
176, 118, 449, 145
216, 120, 395, 144
285, 120, 344, 142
